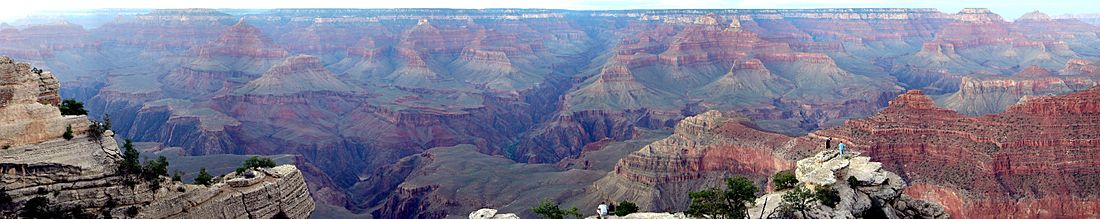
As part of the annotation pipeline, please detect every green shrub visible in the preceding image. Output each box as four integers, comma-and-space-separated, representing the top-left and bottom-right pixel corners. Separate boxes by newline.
142, 156, 169, 179
102, 114, 111, 132
779, 186, 815, 218
614, 201, 638, 216
235, 156, 277, 174
119, 139, 140, 176
172, 170, 184, 182
815, 186, 840, 208
773, 170, 798, 190
87, 122, 104, 143
59, 99, 87, 116
63, 125, 73, 140
847, 176, 860, 189
141, 156, 169, 191
685, 176, 758, 219
194, 168, 213, 186
530, 198, 582, 219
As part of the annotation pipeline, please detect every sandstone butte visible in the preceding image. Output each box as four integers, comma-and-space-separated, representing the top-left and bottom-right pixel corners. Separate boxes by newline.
0, 56, 316, 218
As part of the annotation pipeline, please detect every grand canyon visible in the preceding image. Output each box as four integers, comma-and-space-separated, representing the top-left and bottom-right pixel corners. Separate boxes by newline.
2, 5, 1100, 219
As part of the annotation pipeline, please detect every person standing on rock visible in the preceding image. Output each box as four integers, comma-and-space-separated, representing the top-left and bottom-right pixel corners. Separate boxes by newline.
839, 143, 846, 155
826, 138, 832, 149
597, 202, 609, 218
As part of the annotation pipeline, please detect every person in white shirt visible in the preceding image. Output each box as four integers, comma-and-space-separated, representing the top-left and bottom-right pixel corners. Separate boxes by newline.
597, 202, 609, 218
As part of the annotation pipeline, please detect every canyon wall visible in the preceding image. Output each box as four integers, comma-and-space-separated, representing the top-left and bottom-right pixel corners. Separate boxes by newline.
0, 56, 316, 218
3, 8, 1100, 215
811, 88, 1100, 218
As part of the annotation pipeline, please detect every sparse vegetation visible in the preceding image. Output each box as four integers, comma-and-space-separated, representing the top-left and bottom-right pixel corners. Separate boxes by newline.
59, 99, 87, 116
779, 186, 815, 218
119, 139, 141, 181
87, 121, 105, 143
102, 113, 111, 132
172, 170, 184, 182
847, 176, 860, 189
614, 200, 638, 216
142, 155, 170, 190
235, 156, 277, 174
685, 176, 759, 219
773, 170, 798, 190
63, 125, 74, 140
116, 139, 170, 190
815, 186, 840, 208
194, 168, 214, 186
530, 198, 582, 219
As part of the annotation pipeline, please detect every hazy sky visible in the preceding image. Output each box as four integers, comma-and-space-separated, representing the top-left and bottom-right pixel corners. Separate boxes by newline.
2, 0, 1097, 22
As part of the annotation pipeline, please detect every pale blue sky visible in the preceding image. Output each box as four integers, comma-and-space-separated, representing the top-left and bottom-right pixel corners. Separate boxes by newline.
2, 0, 1097, 22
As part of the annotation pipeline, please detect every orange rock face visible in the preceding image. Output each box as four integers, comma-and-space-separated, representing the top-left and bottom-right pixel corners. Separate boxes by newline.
811, 87, 1100, 218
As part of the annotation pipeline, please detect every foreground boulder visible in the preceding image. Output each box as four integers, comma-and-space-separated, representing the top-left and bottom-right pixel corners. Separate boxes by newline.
749, 150, 948, 219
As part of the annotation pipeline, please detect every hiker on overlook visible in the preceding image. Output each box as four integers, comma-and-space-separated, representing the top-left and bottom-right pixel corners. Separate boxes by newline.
597, 202, 609, 218
826, 137, 832, 149
839, 143, 846, 155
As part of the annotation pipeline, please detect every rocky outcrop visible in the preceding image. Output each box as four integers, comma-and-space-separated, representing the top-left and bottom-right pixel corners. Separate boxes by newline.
748, 150, 948, 218
0, 57, 315, 218
469, 208, 520, 219
0, 56, 75, 146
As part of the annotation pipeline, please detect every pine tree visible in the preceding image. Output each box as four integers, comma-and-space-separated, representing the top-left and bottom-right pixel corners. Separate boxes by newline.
194, 168, 213, 186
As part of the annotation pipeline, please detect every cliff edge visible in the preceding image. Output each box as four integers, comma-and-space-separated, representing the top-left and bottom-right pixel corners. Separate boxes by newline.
0, 56, 316, 218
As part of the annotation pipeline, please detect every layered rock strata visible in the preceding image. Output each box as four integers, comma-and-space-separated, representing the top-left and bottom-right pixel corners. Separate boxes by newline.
812, 88, 1100, 218
0, 57, 316, 218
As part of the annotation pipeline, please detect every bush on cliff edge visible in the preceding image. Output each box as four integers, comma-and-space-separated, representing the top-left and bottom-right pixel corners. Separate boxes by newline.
59, 99, 86, 116
773, 170, 798, 190
194, 168, 214, 186
235, 156, 277, 174
530, 198, 582, 219
614, 201, 638, 216
686, 176, 759, 219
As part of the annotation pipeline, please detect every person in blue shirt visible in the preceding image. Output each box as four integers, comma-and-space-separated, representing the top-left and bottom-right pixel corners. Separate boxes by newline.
839, 143, 846, 155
